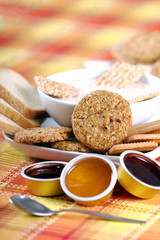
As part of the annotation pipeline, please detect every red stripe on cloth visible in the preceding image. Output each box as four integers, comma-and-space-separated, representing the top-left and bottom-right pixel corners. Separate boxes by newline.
29, 9, 60, 18
0, 3, 31, 17
82, 16, 118, 25
34, 43, 76, 55
140, 23, 160, 31
0, 3, 59, 21
0, 35, 15, 46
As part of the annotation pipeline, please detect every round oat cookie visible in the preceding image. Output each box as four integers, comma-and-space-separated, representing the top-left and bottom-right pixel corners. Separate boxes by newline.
71, 90, 132, 151
14, 126, 73, 144
51, 140, 93, 153
122, 31, 160, 64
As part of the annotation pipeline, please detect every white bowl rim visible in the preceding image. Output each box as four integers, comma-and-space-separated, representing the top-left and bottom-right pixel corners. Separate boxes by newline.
60, 154, 117, 202
21, 161, 67, 181
120, 150, 160, 189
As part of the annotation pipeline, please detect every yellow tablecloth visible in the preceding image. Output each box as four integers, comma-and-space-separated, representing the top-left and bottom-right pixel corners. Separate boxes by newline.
0, 1, 160, 239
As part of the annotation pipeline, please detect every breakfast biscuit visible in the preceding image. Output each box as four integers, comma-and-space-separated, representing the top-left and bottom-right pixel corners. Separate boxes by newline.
96, 61, 145, 88
72, 90, 132, 151
124, 134, 160, 144
35, 76, 80, 98
51, 140, 93, 153
108, 142, 158, 155
14, 126, 73, 144
122, 31, 160, 64
151, 59, 160, 78
129, 92, 160, 103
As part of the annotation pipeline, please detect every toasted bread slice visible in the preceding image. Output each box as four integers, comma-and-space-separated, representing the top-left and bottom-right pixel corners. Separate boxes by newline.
0, 68, 46, 118
0, 114, 23, 135
0, 98, 43, 128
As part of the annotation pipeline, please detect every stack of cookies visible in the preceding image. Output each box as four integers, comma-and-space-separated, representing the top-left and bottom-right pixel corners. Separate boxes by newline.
13, 89, 160, 155
14, 89, 132, 153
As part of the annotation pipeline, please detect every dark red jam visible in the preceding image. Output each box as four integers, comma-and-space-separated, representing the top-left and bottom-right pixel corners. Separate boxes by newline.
124, 153, 160, 186
25, 163, 65, 179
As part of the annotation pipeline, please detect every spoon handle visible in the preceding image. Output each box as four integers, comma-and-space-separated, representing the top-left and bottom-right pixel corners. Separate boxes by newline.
58, 209, 147, 224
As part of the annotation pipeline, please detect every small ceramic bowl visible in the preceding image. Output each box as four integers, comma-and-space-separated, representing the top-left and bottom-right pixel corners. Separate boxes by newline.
60, 155, 117, 206
21, 161, 67, 196
38, 68, 160, 127
118, 150, 160, 199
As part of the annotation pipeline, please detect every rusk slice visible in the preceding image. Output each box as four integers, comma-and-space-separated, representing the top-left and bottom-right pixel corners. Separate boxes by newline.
14, 126, 73, 144
35, 76, 80, 98
0, 98, 43, 128
0, 114, 23, 135
151, 59, 160, 78
0, 68, 45, 118
129, 92, 160, 103
108, 142, 158, 155
96, 61, 145, 88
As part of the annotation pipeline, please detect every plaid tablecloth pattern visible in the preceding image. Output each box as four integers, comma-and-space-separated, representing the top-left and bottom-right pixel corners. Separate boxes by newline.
0, 0, 160, 239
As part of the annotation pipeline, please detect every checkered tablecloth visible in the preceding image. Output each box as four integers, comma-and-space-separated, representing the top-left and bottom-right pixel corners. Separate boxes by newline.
0, 1, 160, 239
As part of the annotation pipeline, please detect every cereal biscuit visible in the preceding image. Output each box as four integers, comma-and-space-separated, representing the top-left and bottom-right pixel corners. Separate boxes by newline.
72, 90, 132, 151
129, 92, 160, 103
96, 61, 145, 88
122, 31, 160, 64
151, 59, 160, 78
108, 142, 158, 155
35, 76, 80, 98
124, 134, 160, 144
51, 140, 93, 153
14, 126, 73, 144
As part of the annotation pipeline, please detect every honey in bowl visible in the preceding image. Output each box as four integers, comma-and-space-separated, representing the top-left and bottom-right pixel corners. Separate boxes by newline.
65, 157, 112, 197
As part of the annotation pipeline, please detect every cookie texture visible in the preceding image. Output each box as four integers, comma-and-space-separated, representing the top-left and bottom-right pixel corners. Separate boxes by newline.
96, 61, 145, 88
128, 92, 160, 103
71, 90, 132, 151
35, 76, 80, 98
151, 59, 160, 78
122, 31, 160, 63
14, 126, 73, 144
51, 140, 93, 153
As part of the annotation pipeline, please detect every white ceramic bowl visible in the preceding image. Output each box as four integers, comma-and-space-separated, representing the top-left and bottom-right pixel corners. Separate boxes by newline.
38, 68, 160, 127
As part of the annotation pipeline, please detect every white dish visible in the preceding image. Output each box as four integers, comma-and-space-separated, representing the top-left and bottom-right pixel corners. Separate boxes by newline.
38, 61, 160, 127
4, 116, 160, 166
3, 118, 120, 166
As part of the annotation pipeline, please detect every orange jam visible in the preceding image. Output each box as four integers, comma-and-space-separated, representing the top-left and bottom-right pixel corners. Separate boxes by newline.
65, 157, 112, 197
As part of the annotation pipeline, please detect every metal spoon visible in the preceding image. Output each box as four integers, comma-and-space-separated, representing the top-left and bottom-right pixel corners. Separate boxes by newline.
10, 195, 146, 223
